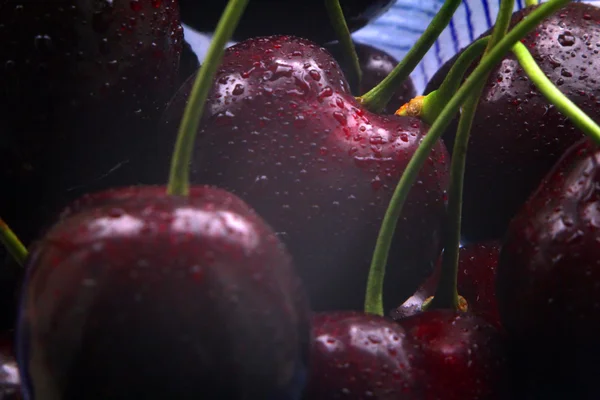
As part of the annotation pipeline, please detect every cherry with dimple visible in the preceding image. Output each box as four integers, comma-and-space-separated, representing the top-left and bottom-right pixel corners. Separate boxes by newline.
159, 35, 450, 313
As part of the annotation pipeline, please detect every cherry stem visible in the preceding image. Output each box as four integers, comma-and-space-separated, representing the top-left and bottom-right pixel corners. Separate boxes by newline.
324, 0, 362, 92
428, 0, 515, 311
511, 42, 600, 144
363, 0, 570, 317
166, 0, 249, 196
0, 218, 27, 267
525, 0, 539, 8
397, 36, 490, 124
358, 0, 462, 113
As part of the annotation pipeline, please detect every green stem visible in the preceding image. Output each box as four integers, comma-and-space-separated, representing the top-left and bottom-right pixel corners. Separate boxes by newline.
166, 0, 249, 196
0, 218, 27, 267
358, 0, 462, 113
525, 0, 538, 8
399, 36, 490, 124
511, 42, 600, 145
428, 0, 515, 311
324, 0, 362, 92
363, 0, 569, 316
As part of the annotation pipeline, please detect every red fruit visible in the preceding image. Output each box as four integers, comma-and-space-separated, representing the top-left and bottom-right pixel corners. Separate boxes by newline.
392, 241, 502, 329
424, 2, 600, 242
16, 186, 310, 399
304, 311, 421, 399
305, 310, 508, 399
159, 35, 450, 312
496, 138, 600, 397
398, 310, 508, 400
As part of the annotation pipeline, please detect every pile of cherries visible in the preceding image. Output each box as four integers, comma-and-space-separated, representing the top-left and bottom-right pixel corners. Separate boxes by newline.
1, 0, 600, 398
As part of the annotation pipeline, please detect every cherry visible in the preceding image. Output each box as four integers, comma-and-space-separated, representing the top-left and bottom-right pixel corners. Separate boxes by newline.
423, 2, 600, 242
303, 311, 421, 399
0, 0, 183, 258
392, 241, 502, 329
324, 41, 416, 113
16, 185, 310, 399
304, 310, 508, 399
397, 310, 508, 400
0, 332, 20, 399
496, 137, 600, 397
159, 35, 450, 312
178, 0, 394, 44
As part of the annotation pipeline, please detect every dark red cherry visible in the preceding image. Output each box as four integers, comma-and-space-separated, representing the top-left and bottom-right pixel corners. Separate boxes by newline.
305, 310, 508, 399
324, 41, 416, 113
0, 332, 21, 399
496, 138, 600, 397
397, 310, 509, 400
304, 311, 421, 399
16, 186, 310, 399
159, 35, 450, 313
392, 241, 502, 329
0, 0, 183, 261
424, 2, 600, 242
179, 0, 394, 44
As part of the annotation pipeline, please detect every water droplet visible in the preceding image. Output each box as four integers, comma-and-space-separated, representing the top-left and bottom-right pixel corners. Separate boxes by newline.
558, 32, 576, 47
130, 0, 142, 11
333, 111, 346, 125
560, 68, 572, 78
309, 69, 321, 81
232, 84, 244, 95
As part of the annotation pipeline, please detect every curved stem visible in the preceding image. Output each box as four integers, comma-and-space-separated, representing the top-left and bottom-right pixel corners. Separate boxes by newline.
167, 0, 249, 196
358, 0, 462, 113
396, 36, 490, 124
363, 0, 570, 316
325, 0, 362, 92
428, 0, 515, 311
512, 42, 600, 145
0, 218, 27, 267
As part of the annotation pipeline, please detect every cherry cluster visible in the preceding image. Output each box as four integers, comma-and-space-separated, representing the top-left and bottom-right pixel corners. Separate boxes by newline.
0, 0, 599, 399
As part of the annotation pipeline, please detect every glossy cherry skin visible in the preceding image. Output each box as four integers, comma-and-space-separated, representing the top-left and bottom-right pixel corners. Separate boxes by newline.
324, 41, 416, 113
179, 0, 394, 44
0, 332, 21, 399
159, 35, 450, 313
424, 2, 600, 242
0, 0, 183, 263
392, 241, 502, 329
16, 186, 310, 399
397, 310, 509, 400
304, 311, 422, 399
304, 310, 508, 399
496, 138, 600, 398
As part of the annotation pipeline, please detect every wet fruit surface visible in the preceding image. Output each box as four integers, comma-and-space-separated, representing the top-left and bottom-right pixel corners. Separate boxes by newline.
392, 241, 502, 329
305, 310, 507, 399
16, 186, 310, 399
324, 41, 416, 113
496, 138, 600, 398
424, 2, 600, 242
0, 0, 183, 259
179, 0, 395, 44
160, 35, 450, 313
304, 311, 421, 399
397, 310, 508, 400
